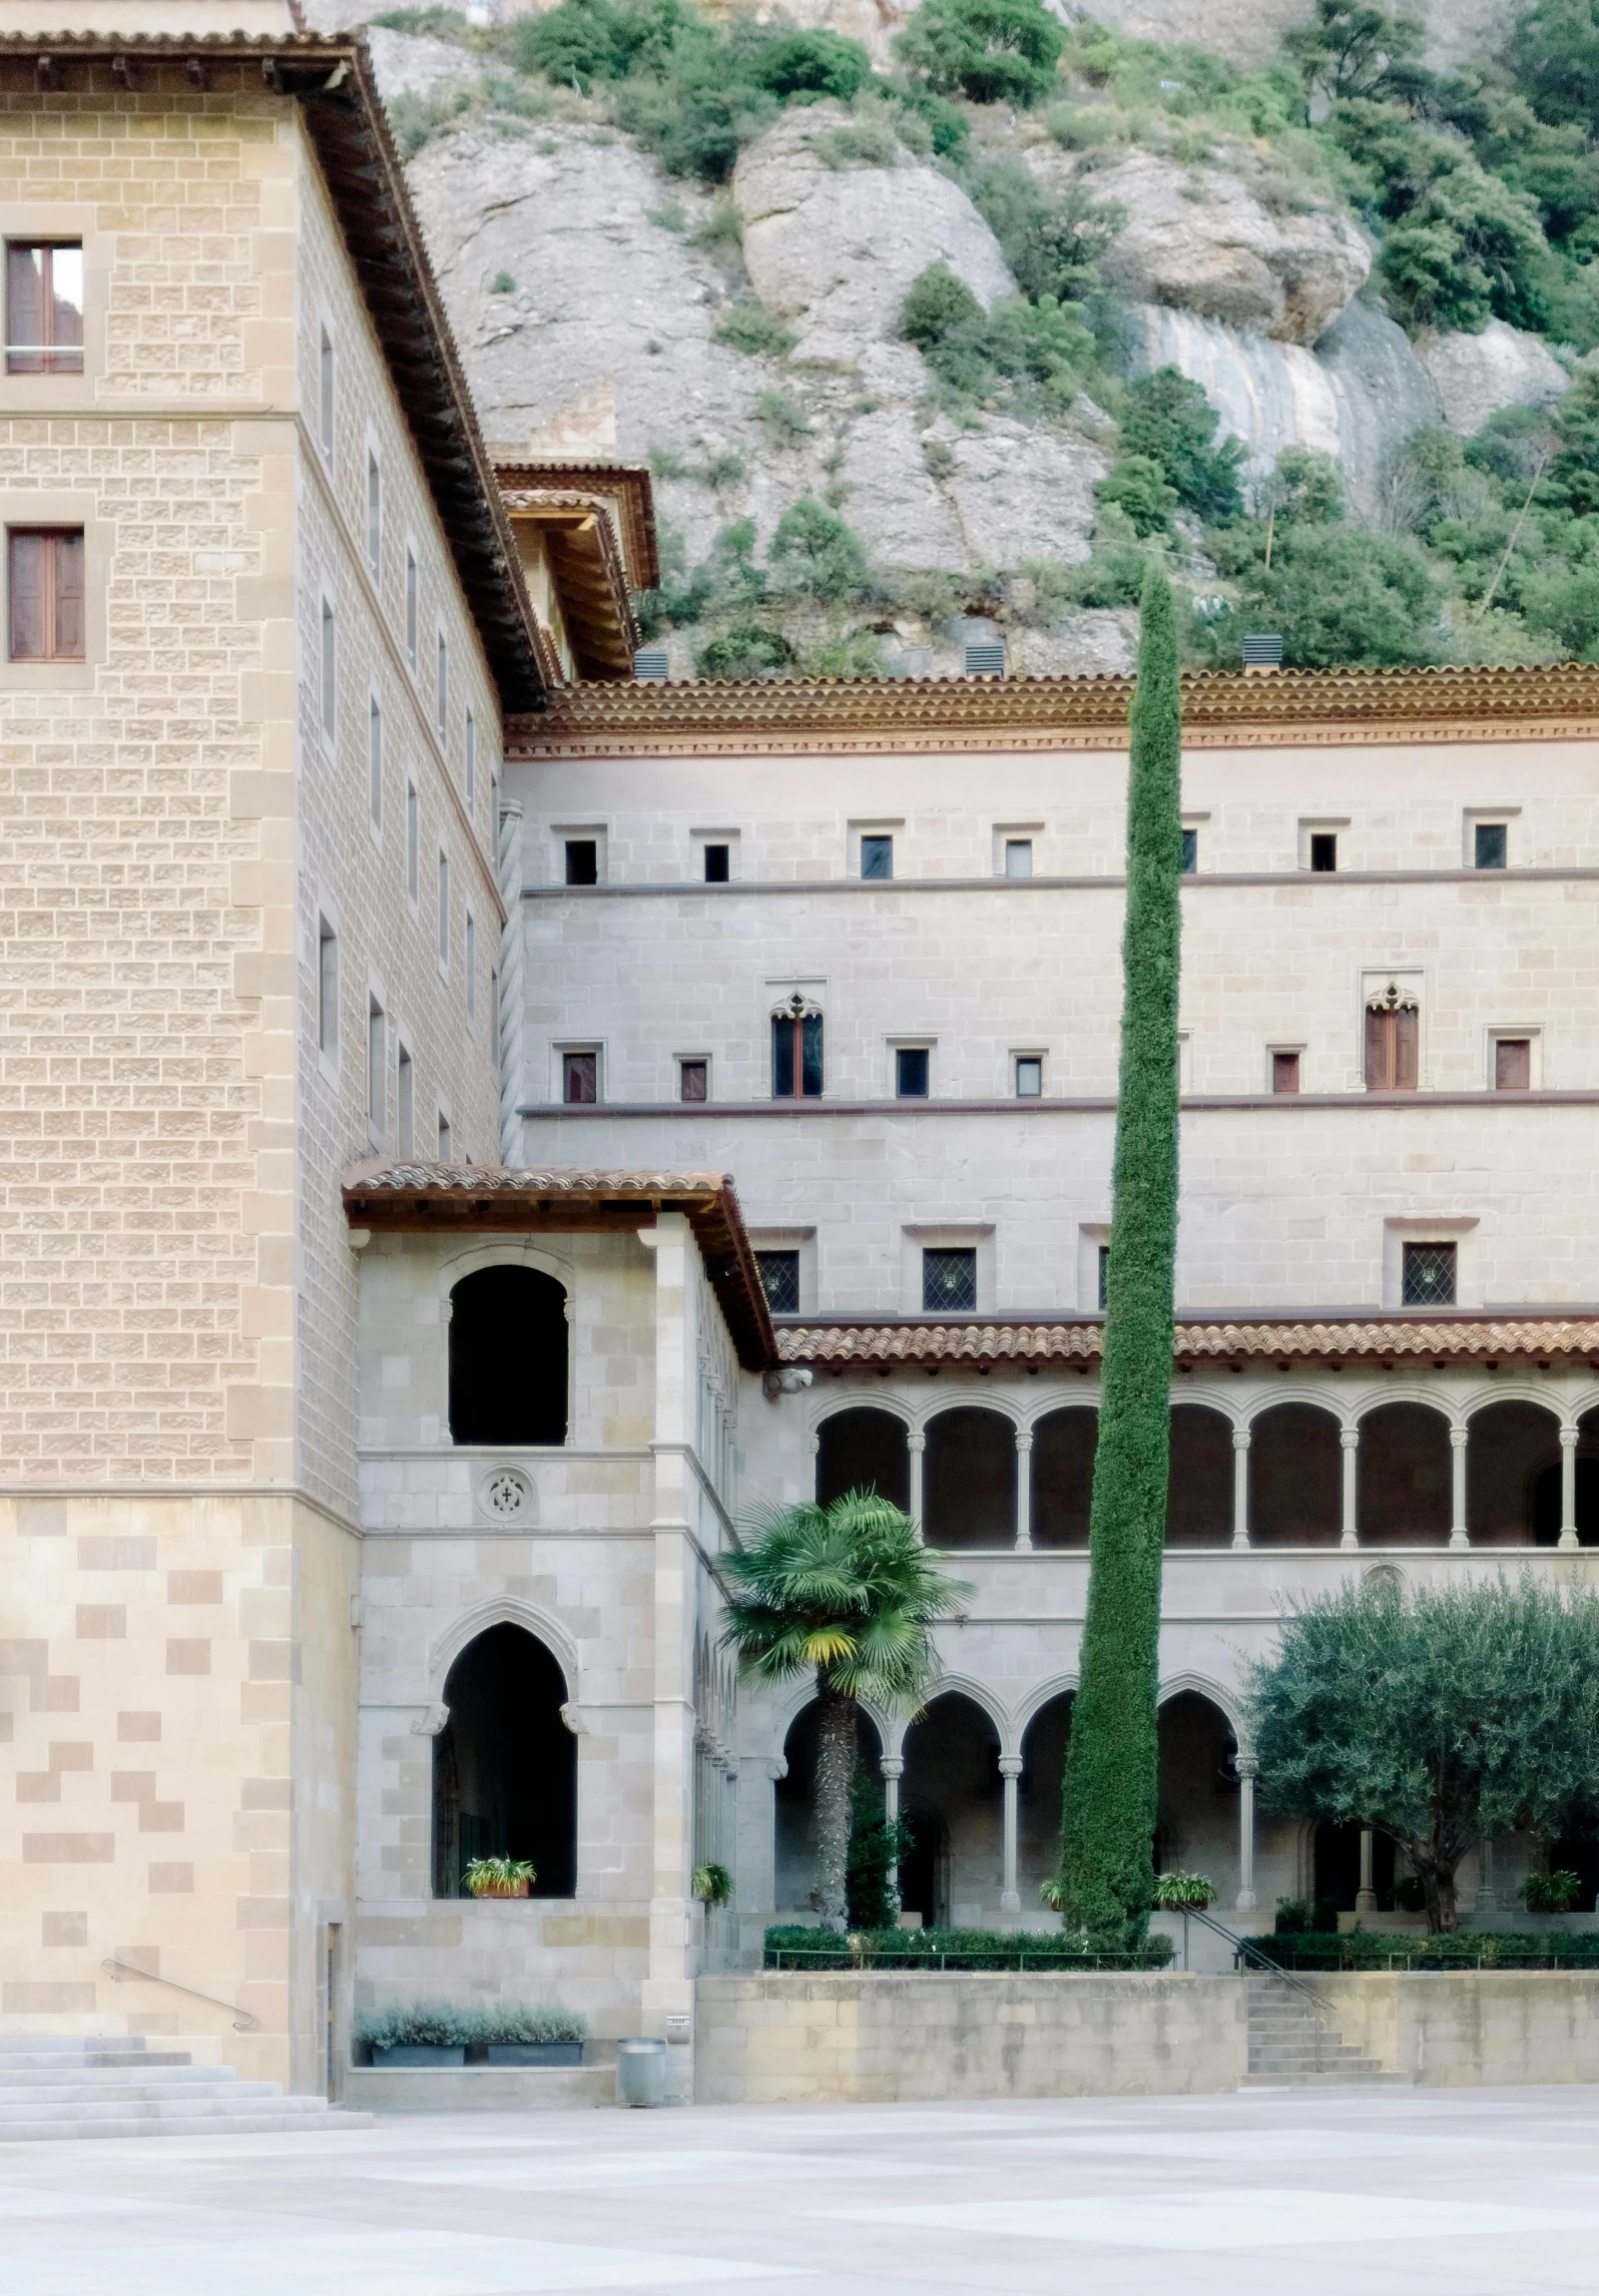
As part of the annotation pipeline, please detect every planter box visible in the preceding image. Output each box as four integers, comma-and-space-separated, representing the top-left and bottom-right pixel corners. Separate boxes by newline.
468, 1881, 531, 1899
484, 2041, 584, 2066
372, 2043, 466, 2067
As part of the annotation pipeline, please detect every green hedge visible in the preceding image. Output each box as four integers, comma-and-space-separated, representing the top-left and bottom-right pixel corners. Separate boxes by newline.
1252, 1931, 1599, 1972
763, 1924, 1173, 1971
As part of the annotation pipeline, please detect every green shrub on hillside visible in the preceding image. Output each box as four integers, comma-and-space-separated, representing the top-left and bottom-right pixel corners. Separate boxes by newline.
1119, 367, 1246, 520
895, 0, 1064, 107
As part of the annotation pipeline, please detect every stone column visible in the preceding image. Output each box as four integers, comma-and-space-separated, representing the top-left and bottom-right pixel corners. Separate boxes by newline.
1449, 1427, 1469, 1549
1236, 1754, 1258, 1913
879, 1755, 904, 1912
495, 801, 524, 1165
907, 1432, 925, 1541
1339, 1428, 1359, 1550
1231, 1426, 1251, 1550
1014, 1432, 1033, 1551
1560, 1427, 1580, 1550
1356, 1828, 1377, 1914
1476, 1834, 1497, 1914
999, 1756, 1023, 1914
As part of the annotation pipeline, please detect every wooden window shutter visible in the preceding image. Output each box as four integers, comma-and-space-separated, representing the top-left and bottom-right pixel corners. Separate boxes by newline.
52, 529, 84, 659
1393, 1002, 1418, 1090
1364, 1003, 1388, 1091
9, 530, 46, 657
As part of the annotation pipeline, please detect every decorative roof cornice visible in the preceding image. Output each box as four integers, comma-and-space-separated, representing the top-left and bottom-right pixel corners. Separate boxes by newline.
779, 1315, 1599, 1369
506, 662, 1599, 760
495, 460, 659, 593
341, 1161, 776, 1370
2, 31, 547, 713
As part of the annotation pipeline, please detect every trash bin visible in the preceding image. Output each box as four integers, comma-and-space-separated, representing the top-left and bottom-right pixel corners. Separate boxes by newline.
616, 2035, 667, 2108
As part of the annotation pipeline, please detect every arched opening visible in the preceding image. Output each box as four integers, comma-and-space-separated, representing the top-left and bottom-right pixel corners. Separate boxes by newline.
773, 1701, 881, 1916
1166, 1407, 1233, 1545
814, 1408, 909, 1512
1249, 1403, 1341, 1545
900, 1692, 1002, 1927
1357, 1402, 1451, 1544
1031, 1410, 1097, 1548
1314, 1823, 1395, 1923
431, 1623, 575, 1899
448, 1265, 568, 1445
1018, 1691, 1073, 1907
1532, 1405, 1599, 1545
923, 1408, 1016, 1549
1468, 1400, 1561, 1545
1155, 1692, 1238, 1888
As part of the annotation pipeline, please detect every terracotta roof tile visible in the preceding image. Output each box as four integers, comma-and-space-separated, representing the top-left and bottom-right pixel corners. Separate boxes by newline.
779, 1318, 1599, 1367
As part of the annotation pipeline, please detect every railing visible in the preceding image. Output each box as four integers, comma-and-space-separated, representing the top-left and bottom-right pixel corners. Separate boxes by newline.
102, 1957, 261, 2032
766, 1945, 1171, 1972
1185, 1907, 1332, 2027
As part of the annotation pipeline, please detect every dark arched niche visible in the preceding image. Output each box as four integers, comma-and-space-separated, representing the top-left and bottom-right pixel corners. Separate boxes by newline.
923, 1408, 1016, 1548
1357, 1402, 1451, 1544
1031, 1409, 1097, 1547
900, 1692, 1001, 1928
815, 1408, 910, 1511
431, 1623, 575, 1898
1250, 1403, 1342, 1545
1533, 1406, 1599, 1545
1468, 1400, 1560, 1545
448, 1264, 568, 1445
1166, 1406, 1233, 1545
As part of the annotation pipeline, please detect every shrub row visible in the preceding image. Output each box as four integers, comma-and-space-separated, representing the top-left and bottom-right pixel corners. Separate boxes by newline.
764, 1924, 1173, 1970
354, 1999, 587, 2049
1252, 1931, 1599, 1971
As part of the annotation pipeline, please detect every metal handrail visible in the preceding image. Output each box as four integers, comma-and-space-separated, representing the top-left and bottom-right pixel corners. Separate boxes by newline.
1184, 1907, 1332, 2027
102, 1957, 261, 2032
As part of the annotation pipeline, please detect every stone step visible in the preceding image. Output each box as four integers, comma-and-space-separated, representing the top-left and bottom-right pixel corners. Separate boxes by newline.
0, 2033, 370, 2141
0, 2107, 374, 2141
0, 2076, 272, 2106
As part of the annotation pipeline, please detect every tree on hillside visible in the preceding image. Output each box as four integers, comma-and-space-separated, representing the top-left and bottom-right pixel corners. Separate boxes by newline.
895, 0, 1064, 108
1055, 566, 1182, 1947
1249, 1575, 1599, 1932
721, 1492, 968, 1930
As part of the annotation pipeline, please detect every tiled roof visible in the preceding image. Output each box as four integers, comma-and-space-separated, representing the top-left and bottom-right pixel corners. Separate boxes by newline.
779, 1318, 1599, 1368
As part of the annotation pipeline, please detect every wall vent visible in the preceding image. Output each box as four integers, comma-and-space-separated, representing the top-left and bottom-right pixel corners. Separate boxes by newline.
963, 641, 1005, 677
1242, 633, 1283, 670
633, 646, 670, 681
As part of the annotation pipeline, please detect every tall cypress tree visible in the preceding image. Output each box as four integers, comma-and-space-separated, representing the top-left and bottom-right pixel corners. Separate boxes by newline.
1056, 566, 1183, 1946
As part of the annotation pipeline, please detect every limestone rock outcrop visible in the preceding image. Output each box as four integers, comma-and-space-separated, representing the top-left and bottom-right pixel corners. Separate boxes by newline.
1415, 319, 1569, 437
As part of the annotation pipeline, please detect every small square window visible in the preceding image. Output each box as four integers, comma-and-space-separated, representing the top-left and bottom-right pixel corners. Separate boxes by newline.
703, 842, 730, 882
860, 834, 893, 880
1097, 1243, 1109, 1312
563, 1050, 598, 1104
1004, 838, 1033, 879
1310, 833, 1337, 872
1015, 1056, 1042, 1098
1475, 822, 1508, 869
896, 1047, 929, 1098
8, 527, 84, 662
922, 1247, 976, 1314
1401, 1241, 1456, 1307
565, 839, 599, 886
1494, 1036, 1531, 1090
1272, 1050, 1301, 1095
679, 1058, 708, 1102
1181, 828, 1198, 874
758, 1250, 800, 1315
6, 242, 84, 374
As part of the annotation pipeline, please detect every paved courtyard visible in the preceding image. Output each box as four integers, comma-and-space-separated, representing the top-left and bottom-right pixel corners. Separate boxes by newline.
4, 2086, 1599, 2294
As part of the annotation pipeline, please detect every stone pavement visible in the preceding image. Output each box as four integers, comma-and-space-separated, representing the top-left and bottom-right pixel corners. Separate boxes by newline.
3, 2085, 1599, 2293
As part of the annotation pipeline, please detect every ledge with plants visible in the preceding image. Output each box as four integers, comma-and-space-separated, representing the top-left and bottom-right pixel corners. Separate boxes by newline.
355, 2001, 589, 2067
1250, 1931, 1599, 1972
764, 1925, 1173, 1972
464, 1856, 536, 1899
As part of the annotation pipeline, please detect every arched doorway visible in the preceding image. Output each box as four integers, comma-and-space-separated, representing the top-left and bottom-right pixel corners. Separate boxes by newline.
431, 1623, 575, 1899
1166, 1407, 1233, 1545
1018, 1691, 1073, 1907
1468, 1400, 1561, 1545
1314, 1823, 1395, 1922
1357, 1403, 1451, 1544
1250, 1403, 1341, 1544
1155, 1692, 1238, 1892
923, 1409, 1015, 1548
1031, 1410, 1096, 1547
900, 1692, 1002, 1927
448, 1264, 568, 1444
773, 1701, 882, 1918
814, 1408, 909, 1511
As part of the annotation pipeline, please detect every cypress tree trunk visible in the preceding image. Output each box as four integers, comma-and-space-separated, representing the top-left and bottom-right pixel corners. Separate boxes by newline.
1056, 567, 1183, 1946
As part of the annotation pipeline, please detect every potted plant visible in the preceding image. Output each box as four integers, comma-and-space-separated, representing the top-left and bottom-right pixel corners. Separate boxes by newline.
693, 1862, 734, 1907
465, 1855, 535, 1900
1521, 1869, 1583, 1915
357, 2002, 477, 2068
1152, 1871, 1217, 1971
477, 2003, 587, 2067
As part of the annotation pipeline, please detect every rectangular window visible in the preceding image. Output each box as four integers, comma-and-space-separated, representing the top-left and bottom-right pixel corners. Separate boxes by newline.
404, 547, 417, 668
860, 834, 893, 880
319, 597, 336, 738
464, 709, 476, 810
563, 1050, 598, 1104
316, 918, 337, 1056
1181, 828, 1198, 874
1494, 1036, 1531, 1090
922, 1247, 976, 1315
1475, 821, 1508, 869
6, 242, 84, 374
757, 1250, 800, 1315
565, 838, 599, 885
1272, 1050, 1301, 1095
403, 785, 419, 902
436, 632, 448, 741
1004, 838, 1033, 879
704, 842, 730, 882
8, 527, 84, 662
366, 998, 384, 1135
679, 1057, 708, 1102
396, 1042, 414, 1156
773, 1004, 823, 1099
1310, 832, 1337, 872
895, 1047, 929, 1098
318, 326, 334, 456
1401, 1241, 1456, 1307
1365, 987, 1418, 1091
1097, 1243, 1110, 1312
367, 695, 382, 830
465, 911, 476, 1018
1015, 1055, 1042, 1098
437, 1110, 452, 1160
365, 449, 381, 574
436, 852, 450, 967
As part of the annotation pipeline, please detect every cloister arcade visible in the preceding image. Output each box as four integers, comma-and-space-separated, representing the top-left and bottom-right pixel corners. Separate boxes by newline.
810, 1387, 1599, 1549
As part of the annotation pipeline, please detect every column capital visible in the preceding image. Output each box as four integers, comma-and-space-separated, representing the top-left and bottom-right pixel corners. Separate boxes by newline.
1232, 1427, 1252, 1451
906, 1432, 926, 1453
1449, 1427, 1469, 1451
1339, 1428, 1360, 1450
1235, 1752, 1259, 1780
878, 1756, 904, 1780
1014, 1431, 1034, 1453
1561, 1426, 1581, 1449
998, 1755, 1024, 1778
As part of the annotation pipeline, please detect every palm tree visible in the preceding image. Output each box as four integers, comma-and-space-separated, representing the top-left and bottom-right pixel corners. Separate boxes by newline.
721, 1491, 969, 1931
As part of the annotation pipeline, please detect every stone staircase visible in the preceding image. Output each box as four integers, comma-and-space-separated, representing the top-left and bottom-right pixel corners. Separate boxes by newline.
1243, 1976, 1398, 2087
0, 2036, 373, 2140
